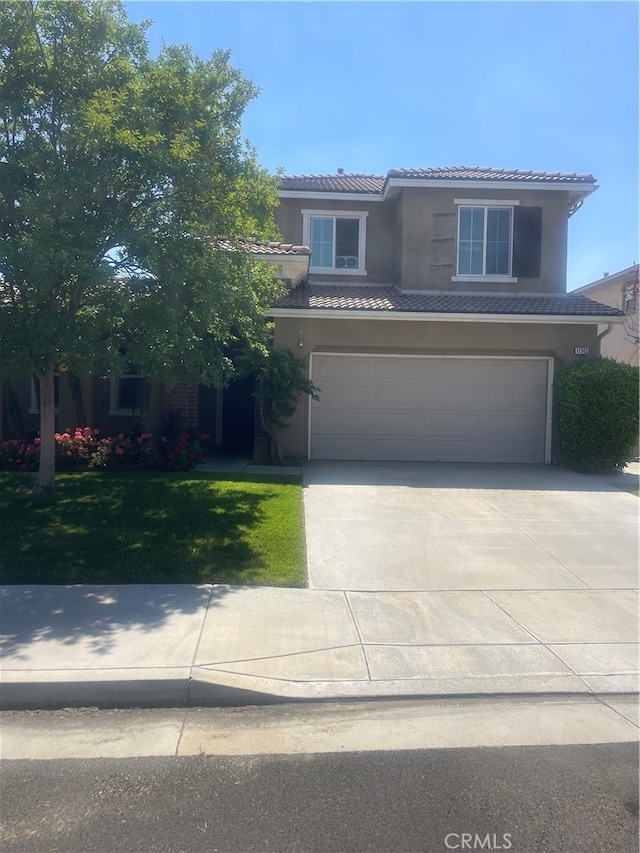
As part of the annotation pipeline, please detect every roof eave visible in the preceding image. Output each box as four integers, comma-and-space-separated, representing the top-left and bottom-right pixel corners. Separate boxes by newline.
382, 177, 598, 202
267, 308, 620, 324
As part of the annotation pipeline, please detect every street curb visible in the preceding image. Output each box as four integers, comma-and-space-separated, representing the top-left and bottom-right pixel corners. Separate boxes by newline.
2, 669, 638, 711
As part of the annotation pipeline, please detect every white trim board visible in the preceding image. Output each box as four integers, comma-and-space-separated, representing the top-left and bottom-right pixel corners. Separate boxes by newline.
268, 308, 619, 325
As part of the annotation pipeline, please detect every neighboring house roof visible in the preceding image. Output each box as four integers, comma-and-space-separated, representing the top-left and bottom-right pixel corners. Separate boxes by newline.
572, 263, 639, 296
279, 166, 597, 197
217, 239, 310, 256
270, 285, 623, 319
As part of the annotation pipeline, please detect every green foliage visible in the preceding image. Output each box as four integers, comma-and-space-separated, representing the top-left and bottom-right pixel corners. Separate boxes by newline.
553, 357, 639, 472
0, 0, 284, 487
253, 348, 319, 463
255, 348, 319, 431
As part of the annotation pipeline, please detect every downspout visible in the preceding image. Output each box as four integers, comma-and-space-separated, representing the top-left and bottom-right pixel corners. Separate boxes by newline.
596, 322, 613, 356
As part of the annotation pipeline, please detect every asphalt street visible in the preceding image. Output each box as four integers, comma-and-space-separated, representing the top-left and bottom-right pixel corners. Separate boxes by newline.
2, 742, 638, 853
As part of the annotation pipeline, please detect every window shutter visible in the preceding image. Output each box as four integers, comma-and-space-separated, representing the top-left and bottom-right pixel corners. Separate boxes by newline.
512, 207, 542, 278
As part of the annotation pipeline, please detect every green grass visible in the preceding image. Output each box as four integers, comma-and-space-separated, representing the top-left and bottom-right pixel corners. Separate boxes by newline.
0, 471, 306, 586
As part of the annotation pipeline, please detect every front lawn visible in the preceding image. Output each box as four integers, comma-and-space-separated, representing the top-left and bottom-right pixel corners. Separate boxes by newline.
0, 471, 306, 586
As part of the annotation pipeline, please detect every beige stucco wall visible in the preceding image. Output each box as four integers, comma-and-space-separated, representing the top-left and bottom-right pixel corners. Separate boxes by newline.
573, 276, 638, 364
275, 197, 397, 284
275, 188, 569, 294
396, 187, 568, 294
273, 316, 598, 459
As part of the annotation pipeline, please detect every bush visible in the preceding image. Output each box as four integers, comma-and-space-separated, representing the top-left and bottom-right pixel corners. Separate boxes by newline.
553, 358, 639, 472
0, 428, 207, 472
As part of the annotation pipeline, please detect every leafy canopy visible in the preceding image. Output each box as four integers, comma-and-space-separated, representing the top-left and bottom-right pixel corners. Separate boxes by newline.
0, 0, 283, 387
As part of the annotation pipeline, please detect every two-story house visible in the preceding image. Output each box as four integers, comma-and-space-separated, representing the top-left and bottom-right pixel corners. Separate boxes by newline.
267, 166, 622, 465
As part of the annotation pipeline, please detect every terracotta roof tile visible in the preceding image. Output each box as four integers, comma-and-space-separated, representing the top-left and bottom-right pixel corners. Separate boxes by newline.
279, 167, 596, 194
217, 239, 310, 256
387, 166, 596, 184
280, 174, 385, 193
272, 285, 622, 317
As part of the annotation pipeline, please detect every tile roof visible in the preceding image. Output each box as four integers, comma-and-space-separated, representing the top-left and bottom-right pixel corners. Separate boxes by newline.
387, 166, 596, 184
280, 174, 386, 193
279, 167, 596, 194
271, 285, 623, 317
217, 239, 310, 256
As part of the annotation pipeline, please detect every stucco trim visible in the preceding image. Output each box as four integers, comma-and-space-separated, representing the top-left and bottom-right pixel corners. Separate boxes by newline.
384, 178, 597, 199
268, 308, 620, 325
307, 352, 554, 464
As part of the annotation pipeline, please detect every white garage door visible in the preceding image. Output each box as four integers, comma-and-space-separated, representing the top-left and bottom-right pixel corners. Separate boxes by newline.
309, 355, 549, 463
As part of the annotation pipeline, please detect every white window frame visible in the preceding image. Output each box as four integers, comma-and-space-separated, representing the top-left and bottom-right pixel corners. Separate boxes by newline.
302, 209, 368, 275
29, 372, 60, 415
453, 200, 518, 282
109, 374, 143, 416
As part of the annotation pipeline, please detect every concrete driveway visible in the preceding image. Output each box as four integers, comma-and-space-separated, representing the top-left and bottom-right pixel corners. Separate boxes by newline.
302, 461, 639, 695
303, 461, 639, 592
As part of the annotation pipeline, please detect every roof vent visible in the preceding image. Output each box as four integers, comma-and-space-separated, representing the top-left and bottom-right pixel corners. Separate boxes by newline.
337, 168, 344, 175
603, 272, 609, 277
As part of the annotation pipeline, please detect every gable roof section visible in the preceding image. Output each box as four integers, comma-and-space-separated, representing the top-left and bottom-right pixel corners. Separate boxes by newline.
269, 285, 622, 323
572, 263, 639, 295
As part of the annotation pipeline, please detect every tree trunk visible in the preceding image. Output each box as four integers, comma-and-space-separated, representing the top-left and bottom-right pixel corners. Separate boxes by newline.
257, 394, 284, 465
2, 380, 25, 438
66, 370, 87, 426
34, 364, 56, 494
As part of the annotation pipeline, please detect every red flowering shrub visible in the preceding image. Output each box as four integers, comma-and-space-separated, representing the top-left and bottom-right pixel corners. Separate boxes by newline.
0, 428, 206, 472
0, 438, 39, 469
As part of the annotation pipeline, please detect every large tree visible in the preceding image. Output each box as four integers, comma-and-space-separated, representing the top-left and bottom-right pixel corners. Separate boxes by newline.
0, 0, 283, 492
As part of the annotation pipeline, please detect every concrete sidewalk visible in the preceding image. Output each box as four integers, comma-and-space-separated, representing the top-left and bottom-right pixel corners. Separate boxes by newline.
1, 461, 638, 711
1, 582, 638, 710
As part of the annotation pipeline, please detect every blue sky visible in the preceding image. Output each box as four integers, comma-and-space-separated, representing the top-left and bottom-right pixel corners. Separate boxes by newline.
125, 1, 638, 291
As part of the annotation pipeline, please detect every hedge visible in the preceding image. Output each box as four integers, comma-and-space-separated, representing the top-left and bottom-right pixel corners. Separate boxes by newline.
553, 357, 639, 473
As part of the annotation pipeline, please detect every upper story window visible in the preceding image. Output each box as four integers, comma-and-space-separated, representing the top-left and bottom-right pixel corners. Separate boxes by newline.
457, 205, 513, 277
302, 210, 368, 275
453, 199, 543, 282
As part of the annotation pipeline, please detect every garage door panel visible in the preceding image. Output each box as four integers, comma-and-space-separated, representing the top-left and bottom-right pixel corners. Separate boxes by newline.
371, 383, 428, 408
312, 410, 370, 435
487, 412, 540, 438
313, 357, 370, 381
370, 412, 427, 435
310, 356, 548, 464
489, 385, 547, 409
429, 413, 486, 436
429, 360, 489, 381
429, 383, 491, 409
315, 384, 370, 407
370, 358, 426, 380
489, 360, 547, 382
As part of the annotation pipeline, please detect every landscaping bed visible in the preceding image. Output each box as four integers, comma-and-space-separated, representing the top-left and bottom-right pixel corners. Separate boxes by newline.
0, 471, 306, 586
